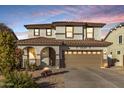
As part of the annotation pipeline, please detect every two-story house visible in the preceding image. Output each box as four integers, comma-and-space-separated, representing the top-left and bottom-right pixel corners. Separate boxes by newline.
105, 23, 124, 67
17, 21, 112, 68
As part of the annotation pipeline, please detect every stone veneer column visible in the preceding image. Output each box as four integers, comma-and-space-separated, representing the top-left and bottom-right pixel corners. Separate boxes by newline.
56, 54, 60, 68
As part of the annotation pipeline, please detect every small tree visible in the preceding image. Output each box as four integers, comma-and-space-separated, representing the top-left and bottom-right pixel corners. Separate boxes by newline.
0, 23, 37, 88
0, 23, 17, 73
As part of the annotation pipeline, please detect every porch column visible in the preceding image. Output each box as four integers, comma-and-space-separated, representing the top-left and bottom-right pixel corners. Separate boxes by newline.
55, 46, 60, 68
35, 47, 43, 66
22, 49, 28, 68
36, 54, 41, 66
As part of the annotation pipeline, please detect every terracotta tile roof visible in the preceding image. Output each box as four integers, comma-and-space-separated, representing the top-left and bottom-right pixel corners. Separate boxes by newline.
52, 21, 86, 26
24, 21, 106, 29
53, 21, 106, 27
17, 37, 62, 46
24, 24, 55, 29
62, 39, 112, 47
17, 37, 112, 47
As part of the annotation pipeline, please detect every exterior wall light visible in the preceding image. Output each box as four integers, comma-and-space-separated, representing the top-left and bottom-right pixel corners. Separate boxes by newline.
119, 25, 122, 27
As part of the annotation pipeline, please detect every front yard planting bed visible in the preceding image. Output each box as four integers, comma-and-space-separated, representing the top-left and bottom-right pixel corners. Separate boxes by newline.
0, 68, 66, 88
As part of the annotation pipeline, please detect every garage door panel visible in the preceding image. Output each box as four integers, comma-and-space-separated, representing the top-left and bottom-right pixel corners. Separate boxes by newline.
65, 50, 102, 68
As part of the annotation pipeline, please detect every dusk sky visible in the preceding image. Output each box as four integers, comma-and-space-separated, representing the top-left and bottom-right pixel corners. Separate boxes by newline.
0, 5, 124, 39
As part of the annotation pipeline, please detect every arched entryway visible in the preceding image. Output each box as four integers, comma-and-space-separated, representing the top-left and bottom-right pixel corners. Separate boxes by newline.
40, 47, 56, 66
23, 47, 37, 66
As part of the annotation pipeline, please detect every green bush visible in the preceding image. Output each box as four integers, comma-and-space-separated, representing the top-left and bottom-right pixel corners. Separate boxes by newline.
3, 70, 37, 88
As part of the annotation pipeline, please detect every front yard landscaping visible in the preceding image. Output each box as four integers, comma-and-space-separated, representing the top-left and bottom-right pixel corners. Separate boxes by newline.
32, 68, 66, 88
0, 68, 66, 88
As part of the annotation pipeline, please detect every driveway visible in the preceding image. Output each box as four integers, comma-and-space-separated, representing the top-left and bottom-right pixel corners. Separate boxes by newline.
64, 67, 124, 88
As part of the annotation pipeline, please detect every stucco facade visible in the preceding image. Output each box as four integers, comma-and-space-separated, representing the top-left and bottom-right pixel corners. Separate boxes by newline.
28, 29, 56, 38
28, 26, 102, 40
105, 25, 124, 67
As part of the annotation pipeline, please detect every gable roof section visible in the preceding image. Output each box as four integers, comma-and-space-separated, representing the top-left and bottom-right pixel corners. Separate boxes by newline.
17, 37, 112, 47
24, 21, 106, 29
104, 31, 112, 40
104, 23, 124, 40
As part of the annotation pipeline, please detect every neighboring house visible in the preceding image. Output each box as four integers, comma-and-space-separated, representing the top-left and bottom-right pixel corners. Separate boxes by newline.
0, 23, 18, 40
17, 21, 112, 68
105, 23, 124, 67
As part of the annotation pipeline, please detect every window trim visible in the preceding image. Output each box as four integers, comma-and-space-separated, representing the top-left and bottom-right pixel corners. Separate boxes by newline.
65, 26, 74, 38
86, 27, 94, 39
118, 35, 123, 44
117, 51, 121, 55
46, 29, 52, 36
34, 29, 40, 36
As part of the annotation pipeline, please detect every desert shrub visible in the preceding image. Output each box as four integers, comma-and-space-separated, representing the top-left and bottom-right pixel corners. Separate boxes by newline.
3, 70, 37, 88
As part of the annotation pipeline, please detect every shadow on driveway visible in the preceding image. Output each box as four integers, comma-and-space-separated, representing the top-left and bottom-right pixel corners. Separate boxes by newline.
33, 70, 69, 80
37, 82, 57, 88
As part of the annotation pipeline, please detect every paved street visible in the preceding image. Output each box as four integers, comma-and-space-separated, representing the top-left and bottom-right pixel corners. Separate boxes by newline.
64, 67, 124, 88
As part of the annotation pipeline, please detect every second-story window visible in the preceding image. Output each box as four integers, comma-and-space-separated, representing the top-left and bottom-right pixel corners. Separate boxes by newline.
65, 26, 74, 38
86, 28, 94, 38
46, 29, 52, 36
117, 51, 121, 55
34, 29, 40, 36
119, 35, 122, 44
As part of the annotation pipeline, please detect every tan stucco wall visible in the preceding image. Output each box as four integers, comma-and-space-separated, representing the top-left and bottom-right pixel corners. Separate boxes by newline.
94, 27, 102, 40
28, 29, 56, 38
55, 26, 83, 40
55, 26, 102, 40
27, 26, 102, 40
105, 26, 124, 66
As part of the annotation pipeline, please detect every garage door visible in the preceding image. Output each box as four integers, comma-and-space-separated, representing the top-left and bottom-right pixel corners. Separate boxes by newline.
65, 50, 102, 68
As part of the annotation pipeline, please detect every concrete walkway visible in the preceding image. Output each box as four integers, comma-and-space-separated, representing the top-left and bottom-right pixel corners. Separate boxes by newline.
64, 67, 124, 88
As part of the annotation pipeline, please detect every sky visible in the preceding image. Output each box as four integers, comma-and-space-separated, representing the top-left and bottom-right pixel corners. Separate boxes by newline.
0, 5, 124, 39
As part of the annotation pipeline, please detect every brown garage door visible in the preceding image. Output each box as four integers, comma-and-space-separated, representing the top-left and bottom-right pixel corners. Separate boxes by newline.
65, 50, 103, 68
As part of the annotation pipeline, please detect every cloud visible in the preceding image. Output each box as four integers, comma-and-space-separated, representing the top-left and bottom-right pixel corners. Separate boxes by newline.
30, 9, 65, 18
61, 5, 124, 23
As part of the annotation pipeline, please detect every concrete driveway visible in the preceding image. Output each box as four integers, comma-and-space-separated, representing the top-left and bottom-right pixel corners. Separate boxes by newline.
64, 67, 124, 88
